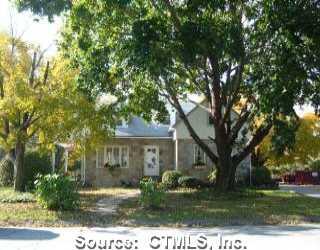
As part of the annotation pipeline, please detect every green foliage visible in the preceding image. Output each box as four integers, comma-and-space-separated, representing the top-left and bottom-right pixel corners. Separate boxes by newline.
308, 155, 320, 172
178, 176, 202, 189
35, 174, 79, 210
139, 178, 165, 209
0, 158, 14, 187
161, 170, 182, 189
20, 0, 320, 191
251, 167, 273, 187
14, 0, 72, 22
24, 151, 51, 190
208, 169, 217, 184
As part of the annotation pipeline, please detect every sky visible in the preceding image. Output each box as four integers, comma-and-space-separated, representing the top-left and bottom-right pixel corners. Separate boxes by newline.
0, 0, 315, 117
0, 0, 61, 56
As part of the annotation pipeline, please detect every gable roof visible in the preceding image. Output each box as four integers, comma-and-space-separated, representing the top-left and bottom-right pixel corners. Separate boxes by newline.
115, 116, 171, 138
171, 99, 240, 128
171, 99, 206, 128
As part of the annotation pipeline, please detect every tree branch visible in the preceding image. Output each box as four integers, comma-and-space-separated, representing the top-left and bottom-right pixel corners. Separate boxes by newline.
232, 122, 273, 165
171, 94, 219, 164
29, 52, 37, 87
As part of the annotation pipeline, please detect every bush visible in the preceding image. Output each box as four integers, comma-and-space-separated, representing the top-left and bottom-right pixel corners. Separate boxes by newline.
139, 177, 165, 209
251, 166, 273, 187
178, 176, 203, 188
308, 155, 320, 172
162, 170, 182, 189
208, 169, 217, 184
0, 158, 14, 187
35, 174, 79, 210
24, 151, 52, 191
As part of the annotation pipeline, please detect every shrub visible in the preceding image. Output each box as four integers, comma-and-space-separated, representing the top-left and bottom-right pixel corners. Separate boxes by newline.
251, 166, 273, 187
24, 151, 52, 190
35, 174, 79, 210
208, 169, 217, 184
162, 170, 182, 189
0, 158, 14, 187
308, 155, 320, 172
139, 177, 165, 209
178, 176, 202, 188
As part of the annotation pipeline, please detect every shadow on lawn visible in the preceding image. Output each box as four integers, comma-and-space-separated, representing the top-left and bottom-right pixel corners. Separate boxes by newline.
0, 228, 59, 240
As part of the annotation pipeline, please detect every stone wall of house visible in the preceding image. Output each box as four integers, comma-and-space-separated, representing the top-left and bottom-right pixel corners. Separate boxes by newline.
176, 139, 250, 181
176, 139, 217, 180
84, 138, 174, 187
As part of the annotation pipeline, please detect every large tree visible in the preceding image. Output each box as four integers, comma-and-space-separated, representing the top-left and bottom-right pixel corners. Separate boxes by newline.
16, 0, 320, 191
0, 32, 115, 191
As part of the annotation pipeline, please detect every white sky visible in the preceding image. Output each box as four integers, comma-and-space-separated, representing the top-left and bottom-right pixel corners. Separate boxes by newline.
0, 0, 315, 117
0, 0, 61, 56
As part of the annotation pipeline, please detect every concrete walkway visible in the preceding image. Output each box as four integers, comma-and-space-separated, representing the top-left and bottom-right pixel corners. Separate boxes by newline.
0, 225, 320, 250
280, 184, 320, 198
95, 190, 140, 214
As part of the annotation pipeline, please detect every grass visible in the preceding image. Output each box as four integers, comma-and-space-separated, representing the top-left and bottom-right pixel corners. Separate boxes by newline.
1, 186, 320, 227
116, 188, 320, 227
0, 187, 35, 203
0, 187, 138, 227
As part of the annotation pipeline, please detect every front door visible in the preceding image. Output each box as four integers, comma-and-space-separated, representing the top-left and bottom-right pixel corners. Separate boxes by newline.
144, 146, 159, 176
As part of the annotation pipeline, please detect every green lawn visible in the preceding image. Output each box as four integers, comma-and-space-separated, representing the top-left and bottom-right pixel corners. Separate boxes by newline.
1, 187, 320, 227
0, 187, 35, 203
117, 188, 320, 227
0, 187, 137, 227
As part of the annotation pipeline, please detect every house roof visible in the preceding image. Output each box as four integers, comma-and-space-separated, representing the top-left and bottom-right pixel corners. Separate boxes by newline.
115, 98, 229, 138
171, 98, 241, 128
171, 99, 204, 128
115, 116, 171, 138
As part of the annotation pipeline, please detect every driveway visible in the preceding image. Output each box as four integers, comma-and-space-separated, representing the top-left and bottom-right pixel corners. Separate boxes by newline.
280, 184, 320, 198
0, 225, 320, 250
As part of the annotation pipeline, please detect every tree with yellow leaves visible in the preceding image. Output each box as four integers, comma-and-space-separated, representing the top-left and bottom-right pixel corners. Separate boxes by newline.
0, 32, 117, 191
260, 113, 320, 167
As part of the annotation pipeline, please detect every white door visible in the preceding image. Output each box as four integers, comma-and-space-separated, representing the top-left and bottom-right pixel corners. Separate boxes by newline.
144, 146, 160, 176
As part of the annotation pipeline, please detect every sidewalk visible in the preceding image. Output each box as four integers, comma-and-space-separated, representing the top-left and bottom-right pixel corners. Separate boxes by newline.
280, 184, 320, 198
1, 224, 320, 250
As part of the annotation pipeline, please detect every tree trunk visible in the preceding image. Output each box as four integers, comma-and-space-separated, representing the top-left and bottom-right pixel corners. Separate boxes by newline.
13, 141, 26, 192
228, 164, 237, 190
214, 134, 236, 192
215, 160, 237, 192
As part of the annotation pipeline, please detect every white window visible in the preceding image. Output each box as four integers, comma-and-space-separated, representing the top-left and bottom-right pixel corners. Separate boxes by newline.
193, 144, 206, 165
97, 146, 129, 168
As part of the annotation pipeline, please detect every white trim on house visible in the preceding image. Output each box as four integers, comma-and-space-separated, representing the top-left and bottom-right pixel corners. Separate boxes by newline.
175, 140, 179, 170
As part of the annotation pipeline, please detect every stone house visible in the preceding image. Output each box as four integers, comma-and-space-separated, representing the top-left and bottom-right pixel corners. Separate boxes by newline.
80, 102, 251, 186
